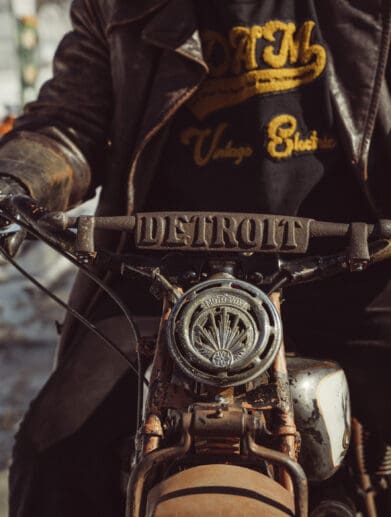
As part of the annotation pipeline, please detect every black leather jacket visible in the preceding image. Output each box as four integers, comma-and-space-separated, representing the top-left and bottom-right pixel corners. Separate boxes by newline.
0, 0, 390, 215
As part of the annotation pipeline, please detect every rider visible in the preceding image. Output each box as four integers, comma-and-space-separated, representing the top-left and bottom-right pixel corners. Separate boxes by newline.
1, 1, 391, 515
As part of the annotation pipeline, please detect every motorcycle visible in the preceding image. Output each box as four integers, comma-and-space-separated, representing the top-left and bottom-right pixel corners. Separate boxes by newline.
1, 194, 391, 517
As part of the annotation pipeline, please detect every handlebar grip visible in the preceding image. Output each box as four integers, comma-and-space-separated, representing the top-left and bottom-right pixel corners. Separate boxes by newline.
376, 220, 391, 239
0, 194, 75, 251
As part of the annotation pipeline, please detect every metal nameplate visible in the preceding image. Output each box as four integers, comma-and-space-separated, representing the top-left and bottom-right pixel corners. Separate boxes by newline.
135, 212, 313, 253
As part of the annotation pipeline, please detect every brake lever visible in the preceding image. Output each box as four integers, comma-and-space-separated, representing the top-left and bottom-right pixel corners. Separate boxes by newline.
0, 194, 76, 253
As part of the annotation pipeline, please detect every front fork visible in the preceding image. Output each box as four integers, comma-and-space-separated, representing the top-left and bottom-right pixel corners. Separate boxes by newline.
127, 291, 307, 517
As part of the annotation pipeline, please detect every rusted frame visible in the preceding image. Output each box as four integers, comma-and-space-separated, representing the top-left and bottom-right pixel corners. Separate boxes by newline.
352, 418, 378, 517
129, 287, 305, 515
269, 291, 299, 496
126, 413, 192, 517
245, 434, 308, 517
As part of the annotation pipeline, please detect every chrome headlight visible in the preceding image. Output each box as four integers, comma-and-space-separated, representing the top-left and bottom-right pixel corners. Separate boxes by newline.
167, 279, 282, 387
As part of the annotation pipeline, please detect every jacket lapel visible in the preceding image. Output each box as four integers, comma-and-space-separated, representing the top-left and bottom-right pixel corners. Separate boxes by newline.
107, 0, 170, 28
316, 0, 391, 175
137, 0, 208, 137
126, 0, 208, 211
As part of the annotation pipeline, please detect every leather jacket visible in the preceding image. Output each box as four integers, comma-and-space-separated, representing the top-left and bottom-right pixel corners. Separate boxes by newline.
1, 0, 391, 215
3, 0, 391, 451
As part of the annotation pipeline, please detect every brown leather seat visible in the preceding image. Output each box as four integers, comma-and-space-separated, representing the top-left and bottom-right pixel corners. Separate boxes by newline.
146, 464, 295, 516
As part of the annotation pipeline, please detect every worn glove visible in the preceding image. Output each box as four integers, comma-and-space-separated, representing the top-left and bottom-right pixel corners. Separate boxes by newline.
0, 176, 28, 256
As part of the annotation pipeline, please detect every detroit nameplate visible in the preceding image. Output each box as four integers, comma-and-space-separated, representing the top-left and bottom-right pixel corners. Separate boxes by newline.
135, 212, 313, 253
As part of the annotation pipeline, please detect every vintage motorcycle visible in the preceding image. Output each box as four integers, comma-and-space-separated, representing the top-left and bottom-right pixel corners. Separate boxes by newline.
1, 194, 391, 517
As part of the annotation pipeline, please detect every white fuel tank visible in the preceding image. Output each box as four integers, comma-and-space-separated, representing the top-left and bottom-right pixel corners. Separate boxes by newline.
288, 357, 351, 482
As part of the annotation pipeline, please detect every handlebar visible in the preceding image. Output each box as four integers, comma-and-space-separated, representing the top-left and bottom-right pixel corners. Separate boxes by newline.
1, 194, 391, 285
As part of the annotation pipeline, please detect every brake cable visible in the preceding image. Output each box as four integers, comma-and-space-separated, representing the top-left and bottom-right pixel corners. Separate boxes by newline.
0, 212, 150, 390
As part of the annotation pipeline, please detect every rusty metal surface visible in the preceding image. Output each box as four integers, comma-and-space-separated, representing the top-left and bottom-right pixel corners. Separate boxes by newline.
135, 212, 313, 253
126, 413, 192, 517
192, 405, 246, 437
144, 301, 173, 418
269, 292, 298, 496
352, 418, 378, 517
246, 434, 308, 517
191, 403, 255, 456
142, 415, 163, 456
148, 381, 193, 411
146, 464, 295, 517
240, 382, 280, 410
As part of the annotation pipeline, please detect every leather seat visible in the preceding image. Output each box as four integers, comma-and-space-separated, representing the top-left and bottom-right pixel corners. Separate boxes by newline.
146, 464, 295, 516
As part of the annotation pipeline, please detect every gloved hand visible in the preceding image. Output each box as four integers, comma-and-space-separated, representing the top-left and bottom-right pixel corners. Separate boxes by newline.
0, 175, 28, 256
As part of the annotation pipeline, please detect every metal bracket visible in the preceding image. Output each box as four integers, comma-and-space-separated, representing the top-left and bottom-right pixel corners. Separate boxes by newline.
348, 222, 370, 271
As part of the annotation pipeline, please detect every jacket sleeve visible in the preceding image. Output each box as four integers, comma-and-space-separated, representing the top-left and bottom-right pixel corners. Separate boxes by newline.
0, 0, 113, 211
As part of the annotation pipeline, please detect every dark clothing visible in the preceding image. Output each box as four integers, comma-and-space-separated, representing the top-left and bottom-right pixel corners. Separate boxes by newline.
151, 0, 359, 218
1, 0, 391, 515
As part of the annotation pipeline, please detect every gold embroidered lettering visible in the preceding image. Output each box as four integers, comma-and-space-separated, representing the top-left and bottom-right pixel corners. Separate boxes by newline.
262, 21, 298, 68
318, 136, 337, 150
266, 114, 337, 159
229, 26, 263, 75
189, 20, 327, 120
267, 114, 297, 159
181, 123, 253, 167
181, 124, 228, 167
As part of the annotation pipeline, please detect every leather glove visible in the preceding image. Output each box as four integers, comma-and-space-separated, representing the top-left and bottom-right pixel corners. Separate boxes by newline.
0, 175, 28, 256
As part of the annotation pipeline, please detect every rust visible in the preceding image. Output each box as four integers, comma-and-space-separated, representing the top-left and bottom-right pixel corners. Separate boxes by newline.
149, 381, 193, 411
246, 434, 308, 517
207, 386, 235, 403
144, 299, 173, 418
192, 405, 246, 437
142, 415, 163, 456
143, 415, 163, 436
275, 425, 298, 437
239, 382, 279, 410
270, 291, 298, 494
194, 436, 241, 456
126, 413, 192, 517
352, 418, 378, 517
191, 404, 261, 456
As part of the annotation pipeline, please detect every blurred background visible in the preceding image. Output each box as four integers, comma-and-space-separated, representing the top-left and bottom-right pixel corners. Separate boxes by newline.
0, 2, 95, 514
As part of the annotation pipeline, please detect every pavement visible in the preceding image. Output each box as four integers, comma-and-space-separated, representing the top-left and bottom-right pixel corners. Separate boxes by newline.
0, 338, 55, 516
0, 243, 73, 516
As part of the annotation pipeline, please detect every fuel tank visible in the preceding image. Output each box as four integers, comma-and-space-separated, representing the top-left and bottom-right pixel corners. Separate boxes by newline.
287, 357, 351, 482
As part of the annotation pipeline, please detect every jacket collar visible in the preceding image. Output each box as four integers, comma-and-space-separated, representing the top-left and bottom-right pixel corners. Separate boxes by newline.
107, 0, 169, 28
108, 0, 207, 69
316, 0, 391, 174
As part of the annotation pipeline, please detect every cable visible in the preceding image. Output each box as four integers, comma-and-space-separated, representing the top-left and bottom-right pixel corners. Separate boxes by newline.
266, 271, 290, 295
0, 210, 151, 387
0, 245, 150, 386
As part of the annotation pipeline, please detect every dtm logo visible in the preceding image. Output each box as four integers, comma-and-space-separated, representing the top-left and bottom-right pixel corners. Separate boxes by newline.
189, 20, 327, 119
